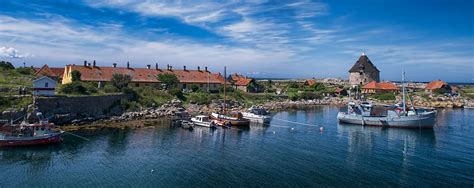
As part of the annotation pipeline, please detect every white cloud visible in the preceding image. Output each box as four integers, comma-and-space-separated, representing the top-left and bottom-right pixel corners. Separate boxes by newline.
0, 46, 29, 58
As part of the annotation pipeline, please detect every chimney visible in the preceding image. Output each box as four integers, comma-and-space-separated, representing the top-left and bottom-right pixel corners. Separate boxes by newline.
127, 61, 130, 69
147, 64, 151, 69
155, 63, 158, 70
88, 63, 91, 67
167, 64, 170, 70
84, 60, 87, 67
93, 60, 96, 67
183, 65, 187, 71
170, 66, 173, 71
113, 63, 117, 68
197, 66, 200, 71
205, 66, 208, 72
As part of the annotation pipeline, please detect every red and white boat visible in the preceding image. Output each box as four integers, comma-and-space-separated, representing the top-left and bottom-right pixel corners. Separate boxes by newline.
0, 113, 64, 147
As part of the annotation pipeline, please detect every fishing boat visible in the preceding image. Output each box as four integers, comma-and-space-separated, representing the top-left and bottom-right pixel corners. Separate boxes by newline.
337, 72, 437, 129
210, 66, 250, 127
191, 115, 216, 128
242, 107, 271, 124
0, 113, 63, 147
210, 112, 250, 126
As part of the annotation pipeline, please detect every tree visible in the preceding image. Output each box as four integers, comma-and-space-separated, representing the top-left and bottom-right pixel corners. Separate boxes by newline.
0, 61, 14, 70
111, 74, 132, 90
157, 73, 179, 89
71, 70, 82, 82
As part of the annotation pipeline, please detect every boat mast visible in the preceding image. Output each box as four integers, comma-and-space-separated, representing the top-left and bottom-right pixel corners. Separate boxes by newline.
223, 66, 227, 114
402, 70, 406, 114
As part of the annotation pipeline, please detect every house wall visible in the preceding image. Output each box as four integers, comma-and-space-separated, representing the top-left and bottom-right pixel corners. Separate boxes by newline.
33, 78, 57, 96
349, 71, 380, 86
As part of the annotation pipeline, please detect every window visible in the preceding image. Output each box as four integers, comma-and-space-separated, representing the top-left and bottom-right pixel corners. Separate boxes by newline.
45, 82, 49, 88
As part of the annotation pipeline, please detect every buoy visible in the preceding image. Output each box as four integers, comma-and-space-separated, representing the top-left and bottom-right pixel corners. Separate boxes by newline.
319, 127, 324, 132
290, 128, 294, 131
151, 169, 155, 173
272, 131, 276, 134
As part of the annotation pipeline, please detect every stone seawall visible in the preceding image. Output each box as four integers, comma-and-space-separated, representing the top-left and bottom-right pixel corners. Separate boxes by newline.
35, 94, 130, 125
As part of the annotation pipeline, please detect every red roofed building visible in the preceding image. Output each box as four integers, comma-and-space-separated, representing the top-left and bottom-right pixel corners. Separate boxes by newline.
229, 74, 261, 92
304, 79, 317, 86
35, 64, 65, 81
362, 81, 399, 94
62, 61, 225, 91
425, 80, 450, 93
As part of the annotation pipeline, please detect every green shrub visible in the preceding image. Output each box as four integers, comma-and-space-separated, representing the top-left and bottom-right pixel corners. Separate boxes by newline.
0, 61, 14, 70
15, 67, 35, 75
122, 87, 138, 101
71, 70, 81, 82
300, 91, 322, 100
120, 99, 140, 111
187, 92, 220, 105
168, 88, 185, 100
103, 84, 119, 93
111, 74, 132, 90
60, 82, 88, 95
190, 85, 200, 92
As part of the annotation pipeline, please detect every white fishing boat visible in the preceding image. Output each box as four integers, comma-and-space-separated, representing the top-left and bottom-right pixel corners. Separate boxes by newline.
191, 115, 216, 128
242, 107, 271, 124
337, 71, 437, 129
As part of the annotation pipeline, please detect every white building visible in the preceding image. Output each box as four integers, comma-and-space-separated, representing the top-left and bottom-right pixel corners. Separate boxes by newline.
33, 76, 57, 96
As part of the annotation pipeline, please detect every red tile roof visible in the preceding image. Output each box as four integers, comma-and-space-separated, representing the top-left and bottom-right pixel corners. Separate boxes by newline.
362, 81, 398, 90
425, 80, 448, 90
35, 64, 64, 78
305, 79, 316, 86
68, 65, 224, 84
230, 74, 253, 86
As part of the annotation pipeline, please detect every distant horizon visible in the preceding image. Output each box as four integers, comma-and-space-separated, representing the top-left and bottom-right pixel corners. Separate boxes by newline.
1, 0, 472, 82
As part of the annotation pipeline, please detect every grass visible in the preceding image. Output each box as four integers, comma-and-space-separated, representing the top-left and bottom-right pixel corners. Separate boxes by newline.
0, 68, 35, 89
0, 96, 32, 111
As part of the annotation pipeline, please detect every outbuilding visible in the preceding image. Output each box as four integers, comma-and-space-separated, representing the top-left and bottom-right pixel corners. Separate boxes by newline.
33, 76, 57, 96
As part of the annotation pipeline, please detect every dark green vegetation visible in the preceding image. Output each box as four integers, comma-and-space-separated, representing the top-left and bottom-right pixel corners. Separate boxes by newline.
370, 93, 396, 101
111, 74, 132, 90
157, 73, 179, 89
0, 62, 36, 111
286, 82, 339, 101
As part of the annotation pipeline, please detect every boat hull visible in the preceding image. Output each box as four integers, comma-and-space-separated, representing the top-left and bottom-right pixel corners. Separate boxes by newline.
337, 111, 436, 129
0, 133, 63, 147
242, 114, 271, 124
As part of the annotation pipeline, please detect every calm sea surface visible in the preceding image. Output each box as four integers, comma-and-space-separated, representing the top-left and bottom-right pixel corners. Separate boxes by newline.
1, 106, 473, 187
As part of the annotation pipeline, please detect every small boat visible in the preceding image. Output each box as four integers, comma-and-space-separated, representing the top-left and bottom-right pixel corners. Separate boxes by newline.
242, 107, 271, 124
181, 120, 194, 130
211, 119, 232, 128
337, 71, 437, 129
211, 112, 250, 126
191, 115, 216, 128
0, 113, 63, 147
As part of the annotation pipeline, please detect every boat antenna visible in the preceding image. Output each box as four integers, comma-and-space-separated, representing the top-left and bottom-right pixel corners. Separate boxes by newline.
223, 66, 227, 114
402, 70, 407, 114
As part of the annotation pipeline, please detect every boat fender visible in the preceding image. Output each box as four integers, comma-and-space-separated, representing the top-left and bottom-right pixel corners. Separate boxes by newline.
319, 127, 324, 132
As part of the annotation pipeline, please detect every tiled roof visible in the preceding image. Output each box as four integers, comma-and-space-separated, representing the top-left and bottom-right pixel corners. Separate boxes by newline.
425, 80, 447, 90
362, 81, 398, 90
305, 79, 316, 86
230, 74, 253, 86
35, 64, 64, 78
349, 54, 380, 73
68, 65, 224, 84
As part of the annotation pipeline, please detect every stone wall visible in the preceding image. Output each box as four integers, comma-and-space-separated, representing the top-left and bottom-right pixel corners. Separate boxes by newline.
349, 71, 379, 85
34, 94, 130, 124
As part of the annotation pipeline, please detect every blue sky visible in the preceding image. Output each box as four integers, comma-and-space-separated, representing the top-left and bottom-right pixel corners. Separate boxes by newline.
0, 0, 472, 82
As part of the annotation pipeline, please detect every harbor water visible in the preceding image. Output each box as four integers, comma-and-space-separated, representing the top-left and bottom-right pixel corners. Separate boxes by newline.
1, 106, 473, 187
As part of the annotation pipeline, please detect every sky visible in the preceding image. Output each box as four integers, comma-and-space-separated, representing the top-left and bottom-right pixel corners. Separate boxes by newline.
0, 0, 473, 82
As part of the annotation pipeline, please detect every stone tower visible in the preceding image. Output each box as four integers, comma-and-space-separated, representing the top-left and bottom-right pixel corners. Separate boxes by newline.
348, 53, 380, 85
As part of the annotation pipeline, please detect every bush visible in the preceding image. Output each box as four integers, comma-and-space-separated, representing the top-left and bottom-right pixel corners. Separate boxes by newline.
103, 84, 119, 93
122, 87, 138, 101
157, 73, 179, 89
168, 88, 185, 100
372, 93, 396, 100
187, 92, 220, 105
120, 99, 140, 111
84, 83, 98, 94
60, 82, 88, 95
288, 82, 300, 89
15, 67, 35, 75
111, 74, 132, 90
219, 85, 235, 93
190, 85, 200, 92
0, 61, 14, 70
71, 70, 81, 82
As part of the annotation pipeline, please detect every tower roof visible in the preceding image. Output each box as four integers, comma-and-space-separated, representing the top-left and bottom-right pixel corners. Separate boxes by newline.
348, 54, 380, 73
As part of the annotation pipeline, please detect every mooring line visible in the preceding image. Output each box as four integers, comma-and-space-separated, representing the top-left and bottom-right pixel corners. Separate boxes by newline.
271, 117, 322, 127
61, 130, 90, 141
